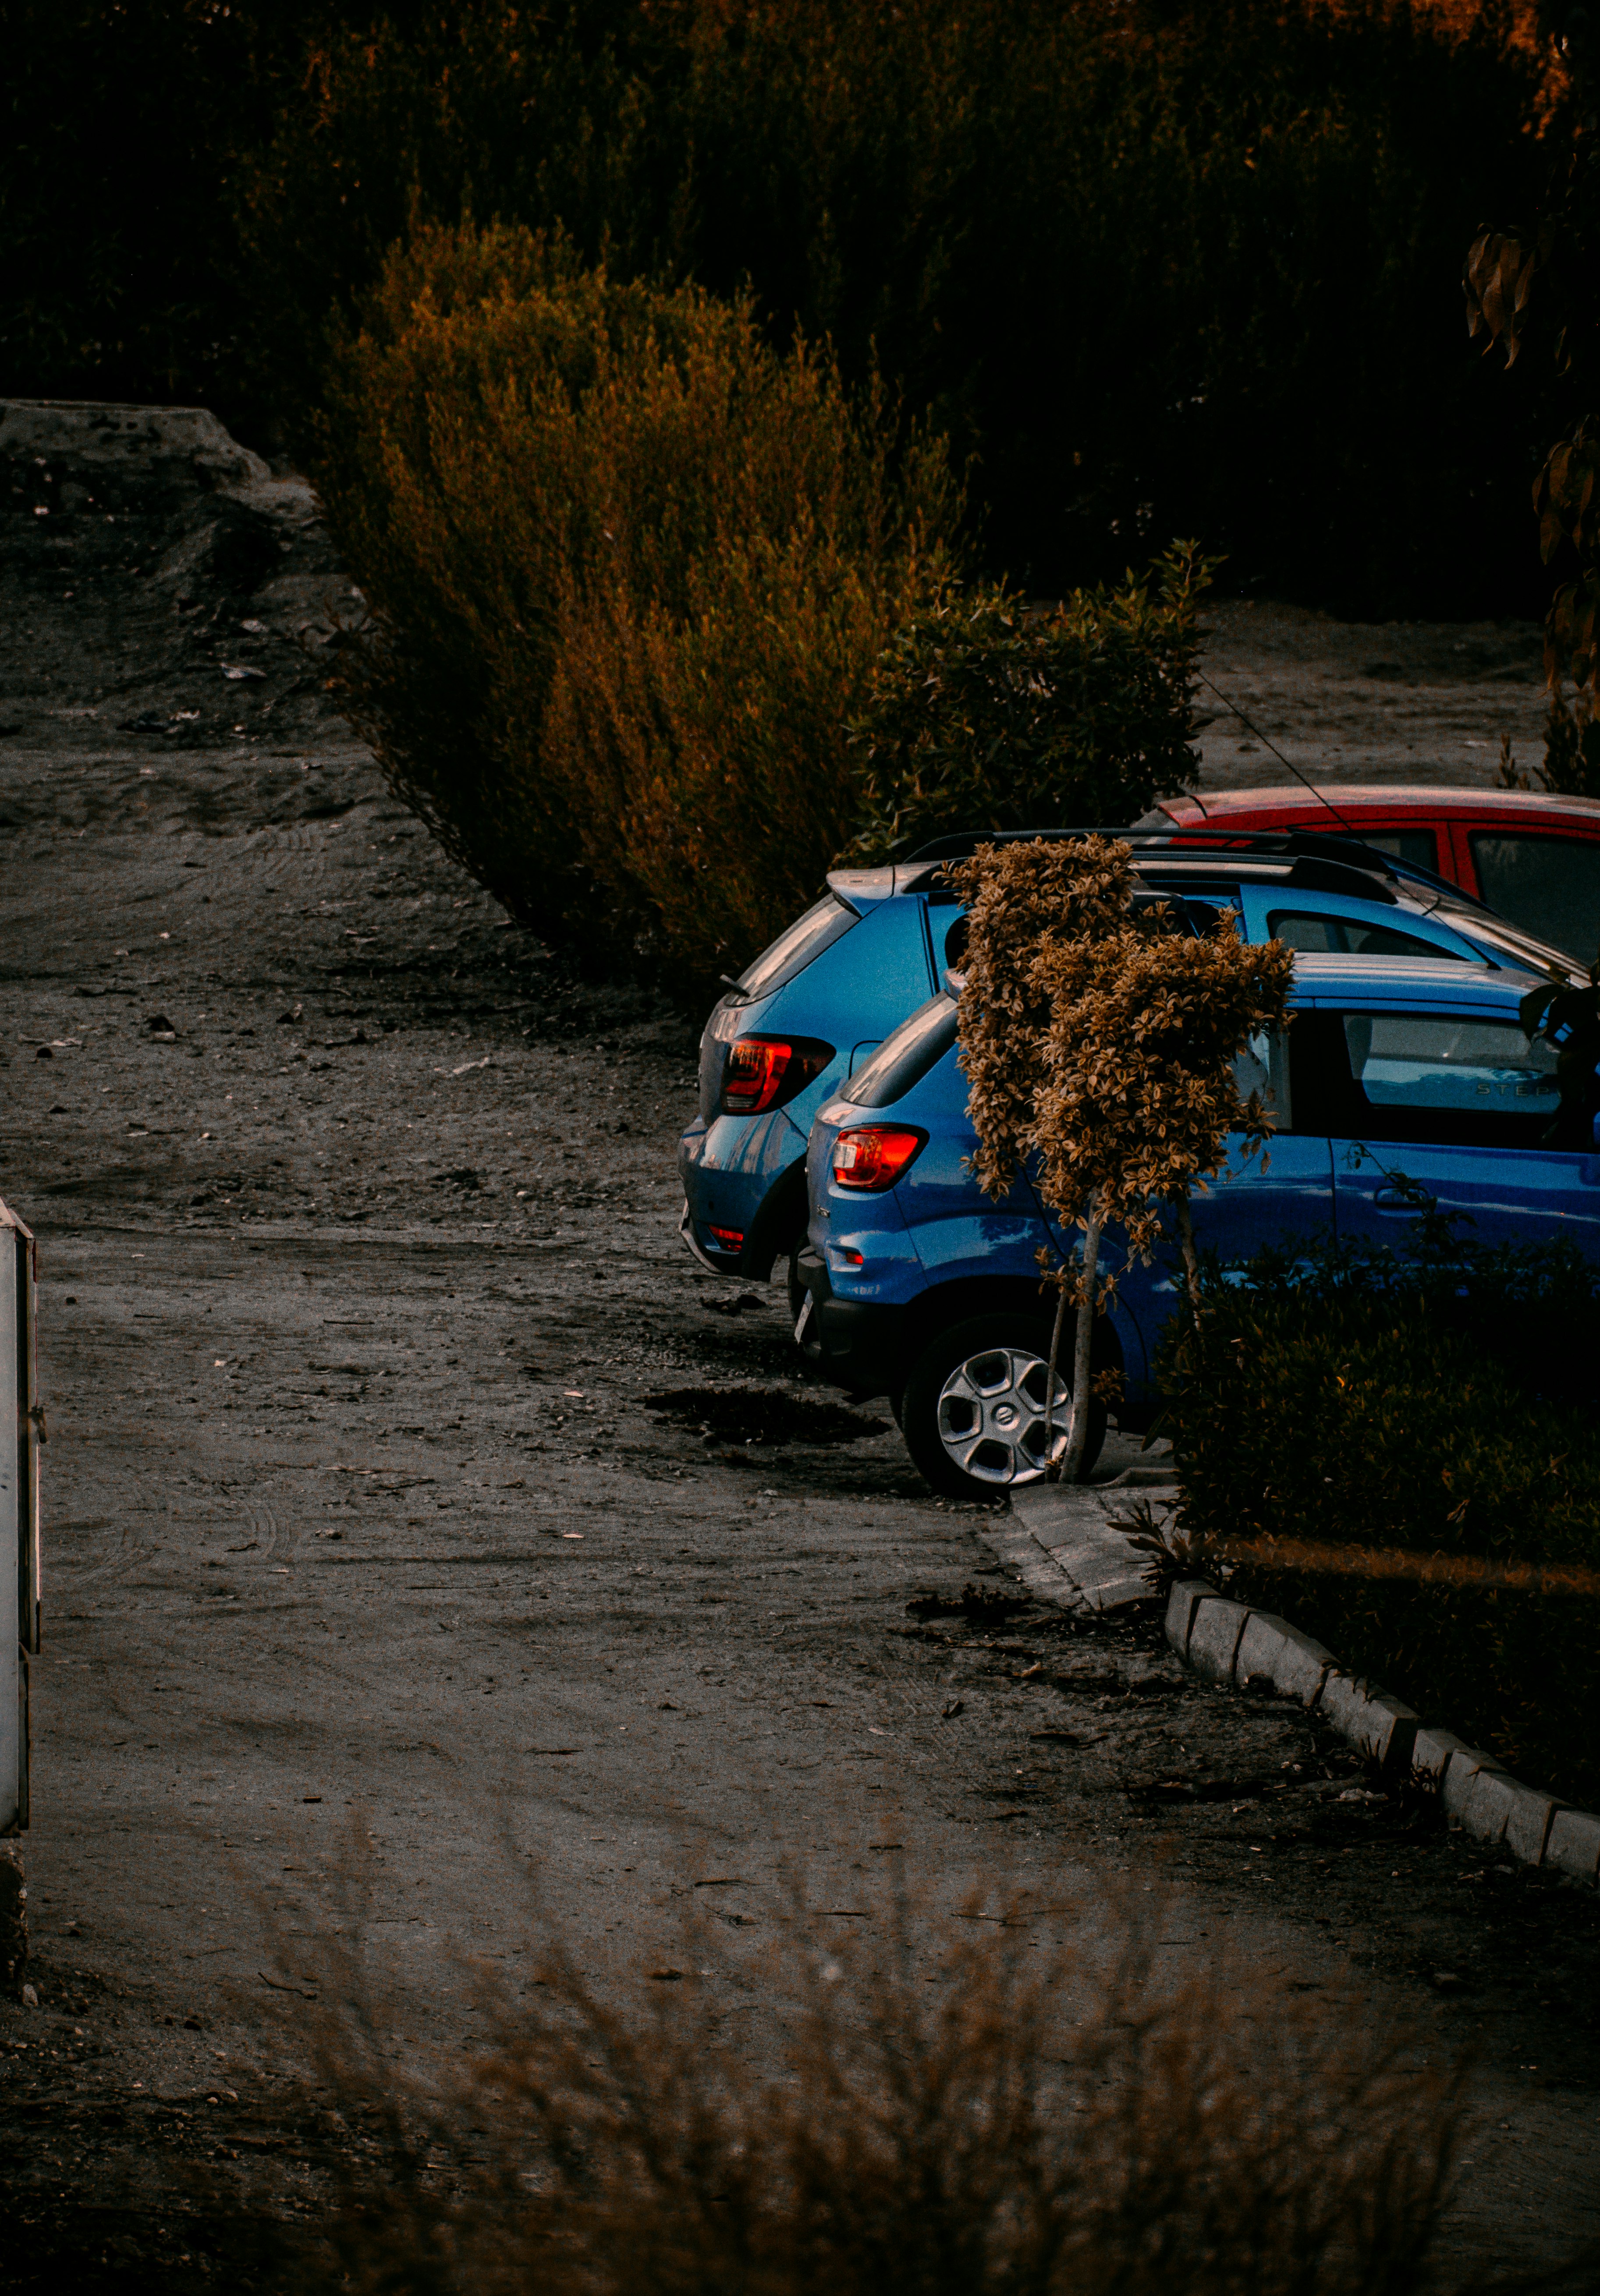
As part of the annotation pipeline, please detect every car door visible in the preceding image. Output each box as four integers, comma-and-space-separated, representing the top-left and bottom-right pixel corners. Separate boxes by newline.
1112, 1027, 1336, 1368
1295, 999, 1600, 1254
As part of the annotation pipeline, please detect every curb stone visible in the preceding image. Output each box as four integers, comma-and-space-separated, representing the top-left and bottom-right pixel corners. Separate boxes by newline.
1547, 1807, 1600, 1883
1186, 1596, 1251, 1682
1160, 1576, 1595, 1883
1440, 1744, 1508, 1829
1413, 1724, 1474, 1784
1315, 1675, 1419, 1769
1235, 1611, 1334, 1705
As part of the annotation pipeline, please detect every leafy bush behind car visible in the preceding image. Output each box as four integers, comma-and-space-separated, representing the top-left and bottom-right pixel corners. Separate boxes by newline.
1160, 1234, 1600, 1805
310, 220, 955, 985
841, 558, 1208, 864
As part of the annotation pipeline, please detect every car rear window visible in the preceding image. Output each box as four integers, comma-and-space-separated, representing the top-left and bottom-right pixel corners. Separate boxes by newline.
1267, 910, 1464, 961
736, 894, 858, 1001
848, 995, 958, 1108
1470, 833, 1600, 964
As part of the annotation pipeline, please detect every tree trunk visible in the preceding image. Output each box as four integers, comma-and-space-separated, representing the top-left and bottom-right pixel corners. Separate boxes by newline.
1040, 1272, 1071, 1478
1062, 1194, 1105, 1484
1174, 1192, 1201, 1317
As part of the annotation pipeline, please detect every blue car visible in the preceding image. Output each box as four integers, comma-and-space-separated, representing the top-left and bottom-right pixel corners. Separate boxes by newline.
677, 831, 1579, 1305
796, 953, 1600, 1499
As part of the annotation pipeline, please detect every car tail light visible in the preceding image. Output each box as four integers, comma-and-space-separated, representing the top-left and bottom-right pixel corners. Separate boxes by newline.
719, 1035, 833, 1116
706, 1225, 744, 1253
830, 1126, 927, 1190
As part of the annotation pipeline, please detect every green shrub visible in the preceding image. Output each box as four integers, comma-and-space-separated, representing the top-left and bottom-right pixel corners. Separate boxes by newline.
309, 219, 955, 978
1160, 1240, 1600, 1804
841, 549, 1210, 864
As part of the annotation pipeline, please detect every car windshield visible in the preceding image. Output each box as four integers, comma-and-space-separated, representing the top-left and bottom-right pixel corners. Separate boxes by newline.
1427, 896, 1582, 984
735, 894, 857, 1001
1469, 832, 1600, 967
848, 995, 958, 1108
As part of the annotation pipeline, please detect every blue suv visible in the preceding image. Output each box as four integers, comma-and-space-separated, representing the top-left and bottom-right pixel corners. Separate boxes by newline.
677, 830, 1579, 1306
796, 953, 1600, 1499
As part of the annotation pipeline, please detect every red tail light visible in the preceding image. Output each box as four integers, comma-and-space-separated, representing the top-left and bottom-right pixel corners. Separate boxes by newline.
720, 1035, 833, 1116
831, 1126, 927, 1190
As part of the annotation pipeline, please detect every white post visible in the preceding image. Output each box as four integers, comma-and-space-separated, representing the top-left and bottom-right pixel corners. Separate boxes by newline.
0, 1200, 39, 1842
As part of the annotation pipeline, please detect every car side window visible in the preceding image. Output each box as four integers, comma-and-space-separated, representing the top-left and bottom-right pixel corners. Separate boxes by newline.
1469, 832, 1600, 963
1289, 1007, 1562, 1148
1231, 1029, 1292, 1129
1267, 909, 1462, 961
1351, 829, 1439, 874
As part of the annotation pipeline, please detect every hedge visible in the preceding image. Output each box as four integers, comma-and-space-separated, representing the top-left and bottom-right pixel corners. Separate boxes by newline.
1159, 1236, 1600, 1806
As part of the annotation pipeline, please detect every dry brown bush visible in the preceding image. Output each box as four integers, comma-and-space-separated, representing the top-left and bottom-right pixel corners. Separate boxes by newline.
265, 1861, 1498, 2296
310, 219, 954, 989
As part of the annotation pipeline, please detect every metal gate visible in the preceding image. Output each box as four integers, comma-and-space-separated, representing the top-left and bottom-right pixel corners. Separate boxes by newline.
1, 1199, 40, 1838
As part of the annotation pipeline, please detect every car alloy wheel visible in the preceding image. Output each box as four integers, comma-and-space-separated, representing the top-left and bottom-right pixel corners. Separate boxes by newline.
898, 1312, 1107, 1500
935, 1344, 1068, 1486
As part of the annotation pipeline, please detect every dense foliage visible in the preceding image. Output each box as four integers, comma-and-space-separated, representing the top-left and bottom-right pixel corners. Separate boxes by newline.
1160, 1232, 1600, 1803
311, 221, 954, 982
843, 552, 1209, 865
2, 0, 1556, 613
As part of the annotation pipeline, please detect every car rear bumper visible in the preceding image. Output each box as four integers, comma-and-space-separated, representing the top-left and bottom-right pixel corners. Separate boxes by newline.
793, 1246, 906, 1398
678, 1113, 807, 1279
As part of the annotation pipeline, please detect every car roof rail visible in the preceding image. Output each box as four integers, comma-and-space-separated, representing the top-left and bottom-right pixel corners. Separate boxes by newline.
896, 824, 1488, 910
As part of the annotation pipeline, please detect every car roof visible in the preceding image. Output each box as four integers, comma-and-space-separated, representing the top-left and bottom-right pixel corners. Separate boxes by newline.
1286, 952, 1547, 1003
1163, 784, 1600, 827
828, 830, 1435, 911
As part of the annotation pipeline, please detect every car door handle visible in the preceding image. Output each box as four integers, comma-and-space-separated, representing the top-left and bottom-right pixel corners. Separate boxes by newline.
1373, 1186, 1433, 1211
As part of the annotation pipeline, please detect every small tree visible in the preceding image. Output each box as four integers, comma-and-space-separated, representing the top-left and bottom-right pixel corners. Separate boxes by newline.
1032, 922, 1294, 1476
944, 836, 1142, 1198
840, 546, 1213, 866
949, 837, 1293, 1481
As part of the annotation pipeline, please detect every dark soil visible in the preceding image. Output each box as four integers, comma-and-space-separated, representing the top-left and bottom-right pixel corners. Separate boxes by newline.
644, 1386, 890, 1448
1, 401, 1597, 2287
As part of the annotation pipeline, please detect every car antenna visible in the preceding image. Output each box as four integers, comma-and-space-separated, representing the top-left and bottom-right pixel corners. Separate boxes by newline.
1194, 671, 1359, 836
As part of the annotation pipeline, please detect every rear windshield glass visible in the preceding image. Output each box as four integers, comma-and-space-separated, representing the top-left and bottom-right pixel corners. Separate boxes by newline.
737, 894, 857, 1001
1470, 833, 1600, 965
848, 995, 959, 1108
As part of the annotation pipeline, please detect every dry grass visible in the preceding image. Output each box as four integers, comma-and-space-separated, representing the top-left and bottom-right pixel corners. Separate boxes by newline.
259, 1852, 1509, 2296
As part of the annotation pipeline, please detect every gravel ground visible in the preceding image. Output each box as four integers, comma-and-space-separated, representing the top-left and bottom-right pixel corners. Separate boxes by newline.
0, 405, 1596, 2289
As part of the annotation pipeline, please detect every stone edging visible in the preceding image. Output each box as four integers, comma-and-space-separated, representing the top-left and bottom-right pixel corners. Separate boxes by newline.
1165, 1578, 1600, 1887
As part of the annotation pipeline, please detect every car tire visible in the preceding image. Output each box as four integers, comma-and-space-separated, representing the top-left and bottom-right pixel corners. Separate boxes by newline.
899, 1312, 1106, 1500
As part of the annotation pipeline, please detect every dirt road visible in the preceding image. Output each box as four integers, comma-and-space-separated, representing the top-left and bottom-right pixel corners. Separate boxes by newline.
0, 404, 1596, 2289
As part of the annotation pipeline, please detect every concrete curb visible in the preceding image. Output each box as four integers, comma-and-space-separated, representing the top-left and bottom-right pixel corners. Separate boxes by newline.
1005, 1472, 1178, 1614
977, 1488, 1597, 1887
1163, 1577, 1597, 1885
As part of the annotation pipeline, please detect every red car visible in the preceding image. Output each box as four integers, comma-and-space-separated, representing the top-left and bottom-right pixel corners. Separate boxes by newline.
1146, 784, 1600, 965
